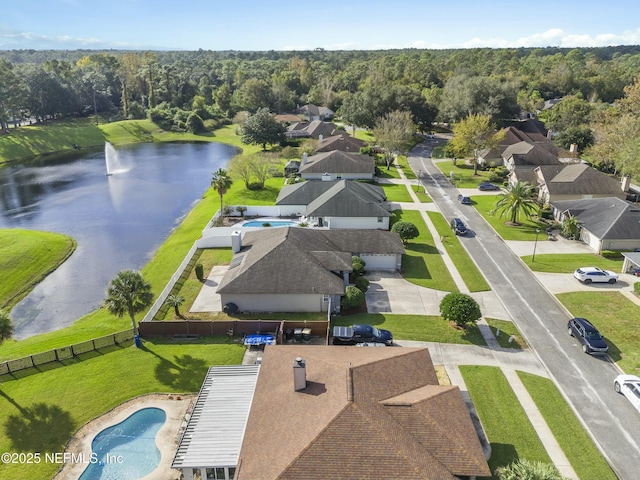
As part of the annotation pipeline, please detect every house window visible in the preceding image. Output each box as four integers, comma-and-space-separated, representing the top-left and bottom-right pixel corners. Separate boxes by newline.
336, 173, 342, 179
377, 217, 383, 223
322, 295, 329, 302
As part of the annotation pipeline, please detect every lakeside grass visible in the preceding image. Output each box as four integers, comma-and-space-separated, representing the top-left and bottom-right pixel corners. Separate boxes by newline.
0, 340, 245, 480
0, 230, 76, 311
557, 291, 640, 373
426, 211, 491, 292
460, 365, 552, 477
518, 371, 617, 480
394, 209, 458, 292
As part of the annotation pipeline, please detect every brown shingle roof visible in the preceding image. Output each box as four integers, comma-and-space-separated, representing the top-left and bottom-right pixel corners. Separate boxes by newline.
236, 346, 490, 480
315, 133, 366, 153
298, 150, 375, 175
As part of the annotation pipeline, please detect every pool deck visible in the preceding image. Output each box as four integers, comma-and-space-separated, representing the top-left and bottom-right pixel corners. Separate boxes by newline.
54, 393, 195, 480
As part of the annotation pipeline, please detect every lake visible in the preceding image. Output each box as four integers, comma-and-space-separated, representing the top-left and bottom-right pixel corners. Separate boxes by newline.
0, 142, 236, 338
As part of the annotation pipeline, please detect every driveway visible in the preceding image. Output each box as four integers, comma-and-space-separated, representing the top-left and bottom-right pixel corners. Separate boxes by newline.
365, 270, 512, 320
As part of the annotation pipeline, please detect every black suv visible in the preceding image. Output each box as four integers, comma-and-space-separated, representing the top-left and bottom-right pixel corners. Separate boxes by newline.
567, 317, 608, 354
450, 218, 467, 235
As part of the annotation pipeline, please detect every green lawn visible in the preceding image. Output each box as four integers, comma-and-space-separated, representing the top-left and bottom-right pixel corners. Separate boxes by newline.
394, 210, 458, 292
557, 291, 640, 373
0, 340, 244, 480
518, 372, 617, 480
426, 211, 491, 292
485, 318, 527, 349
522, 253, 623, 273
460, 366, 552, 478
0, 229, 76, 311
380, 182, 413, 202
434, 159, 493, 188
412, 185, 433, 202
472, 195, 548, 240
333, 313, 486, 345
396, 154, 416, 179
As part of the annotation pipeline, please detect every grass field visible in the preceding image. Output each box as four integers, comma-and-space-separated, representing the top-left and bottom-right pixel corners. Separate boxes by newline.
484, 318, 527, 349
434, 159, 493, 188
472, 195, 548, 241
557, 291, 640, 373
394, 209, 458, 292
0, 230, 76, 311
522, 253, 623, 273
0, 340, 244, 480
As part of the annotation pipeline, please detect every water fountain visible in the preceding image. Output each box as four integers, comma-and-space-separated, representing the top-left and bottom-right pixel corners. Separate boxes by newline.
105, 141, 127, 175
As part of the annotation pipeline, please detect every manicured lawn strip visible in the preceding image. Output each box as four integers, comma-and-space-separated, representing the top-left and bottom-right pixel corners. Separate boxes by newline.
380, 182, 413, 202
557, 291, 640, 372
395, 210, 458, 292
332, 313, 486, 345
0, 340, 244, 480
396, 154, 416, 179
434, 160, 493, 188
224, 176, 284, 206
351, 129, 376, 143
459, 365, 552, 476
412, 185, 433, 202
426, 211, 491, 292
378, 164, 401, 179
518, 372, 617, 480
485, 318, 527, 349
472, 195, 548, 241
522, 253, 623, 273
0, 229, 76, 310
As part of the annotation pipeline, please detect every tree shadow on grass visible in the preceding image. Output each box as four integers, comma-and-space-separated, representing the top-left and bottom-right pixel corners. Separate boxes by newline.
143, 346, 208, 392
5, 402, 74, 452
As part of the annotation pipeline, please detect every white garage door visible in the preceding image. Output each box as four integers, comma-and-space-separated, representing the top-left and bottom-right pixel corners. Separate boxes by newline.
359, 254, 396, 271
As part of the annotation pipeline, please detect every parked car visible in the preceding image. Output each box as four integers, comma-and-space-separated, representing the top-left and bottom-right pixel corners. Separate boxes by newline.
614, 374, 640, 412
478, 182, 501, 191
332, 324, 393, 346
567, 317, 608, 354
450, 218, 467, 236
573, 267, 619, 284
457, 194, 471, 204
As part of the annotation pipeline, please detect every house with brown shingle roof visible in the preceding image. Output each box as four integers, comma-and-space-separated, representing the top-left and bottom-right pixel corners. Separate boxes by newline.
298, 150, 376, 180
298, 103, 335, 121
216, 227, 404, 313
235, 346, 491, 480
315, 133, 366, 153
285, 120, 338, 139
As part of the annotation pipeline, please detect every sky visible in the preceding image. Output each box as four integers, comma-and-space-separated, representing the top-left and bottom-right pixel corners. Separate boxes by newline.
3, 0, 640, 51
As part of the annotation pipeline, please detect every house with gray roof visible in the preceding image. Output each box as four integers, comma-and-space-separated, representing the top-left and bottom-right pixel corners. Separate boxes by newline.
285, 120, 338, 139
298, 150, 375, 180
536, 163, 628, 204
315, 133, 366, 153
217, 227, 404, 313
276, 180, 391, 229
502, 141, 562, 171
551, 197, 640, 252
298, 103, 334, 121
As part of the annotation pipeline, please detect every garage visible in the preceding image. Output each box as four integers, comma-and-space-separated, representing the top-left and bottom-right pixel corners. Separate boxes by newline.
359, 253, 400, 271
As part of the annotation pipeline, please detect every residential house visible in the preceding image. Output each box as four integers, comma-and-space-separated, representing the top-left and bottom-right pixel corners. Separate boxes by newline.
478, 126, 551, 167
315, 133, 366, 153
501, 141, 562, 171
285, 120, 338, 139
298, 150, 376, 181
298, 103, 335, 121
216, 227, 404, 313
276, 179, 391, 228
551, 197, 640, 252
236, 346, 491, 480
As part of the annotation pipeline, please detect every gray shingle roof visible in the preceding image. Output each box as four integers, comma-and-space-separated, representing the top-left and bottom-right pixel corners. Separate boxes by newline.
217, 228, 404, 295
306, 180, 390, 218
503, 141, 561, 167
298, 150, 375, 175
315, 133, 366, 152
543, 163, 623, 195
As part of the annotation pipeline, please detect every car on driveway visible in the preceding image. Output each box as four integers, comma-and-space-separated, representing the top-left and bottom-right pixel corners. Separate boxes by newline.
450, 218, 467, 235
478, 182, 501, 191
567, 317, 609, 354
332, 324, 393, 346
573, 267, 619, 284
614, 374, 640, 412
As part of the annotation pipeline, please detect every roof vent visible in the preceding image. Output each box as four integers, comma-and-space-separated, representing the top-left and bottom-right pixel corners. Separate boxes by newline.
293, 357, 306, 391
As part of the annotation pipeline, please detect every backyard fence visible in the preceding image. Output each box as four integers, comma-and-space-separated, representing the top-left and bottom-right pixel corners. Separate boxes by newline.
0, 329, 134, 376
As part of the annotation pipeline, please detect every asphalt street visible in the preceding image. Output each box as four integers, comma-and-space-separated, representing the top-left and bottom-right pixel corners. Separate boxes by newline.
408, 139, 640, 480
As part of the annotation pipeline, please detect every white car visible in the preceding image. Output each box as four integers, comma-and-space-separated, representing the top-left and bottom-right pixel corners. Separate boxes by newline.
614, 374, 640, 412
573, 267, 619, 284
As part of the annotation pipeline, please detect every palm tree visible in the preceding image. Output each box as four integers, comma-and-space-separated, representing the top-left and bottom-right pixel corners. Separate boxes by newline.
0, 312, 14, 344
211, 168, 233, 216
493, 181, 538, 225
104, 270, 154, 341
165, 294, 185, 318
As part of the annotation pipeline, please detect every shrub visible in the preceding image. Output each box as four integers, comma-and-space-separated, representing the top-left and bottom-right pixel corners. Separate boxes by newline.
342, 285, 365, 309
391, 221, 419, 244
495, 458, 564, 480
354, 276, 370, 293
221, 205, 234, 217
439, 292, 481, 328
195, 263, 204, 282
489, 166, 509, 183
601, 250, 624, 260
236, 206, 247, 218
352, 256, 366, 276
186, 113, 205, 133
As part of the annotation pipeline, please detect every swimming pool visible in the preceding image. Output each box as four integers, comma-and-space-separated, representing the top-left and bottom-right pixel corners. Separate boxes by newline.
240, 218, 298, 228
79, 407, 166, 480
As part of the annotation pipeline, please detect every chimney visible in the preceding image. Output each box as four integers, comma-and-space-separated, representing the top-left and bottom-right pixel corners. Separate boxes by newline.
301, 152, 308, 165
622, 175, 631, 192
231, 230, 242, 253
569, 143, 578, 153
318, 134, 323, 143
293, 357, 306, 391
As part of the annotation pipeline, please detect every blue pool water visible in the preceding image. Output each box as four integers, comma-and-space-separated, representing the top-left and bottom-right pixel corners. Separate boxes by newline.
241, 219, 298, 227
79, 407, 166, 480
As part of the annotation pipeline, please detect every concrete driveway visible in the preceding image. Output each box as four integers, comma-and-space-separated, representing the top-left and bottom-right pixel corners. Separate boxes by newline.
365, 270, 512, 320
